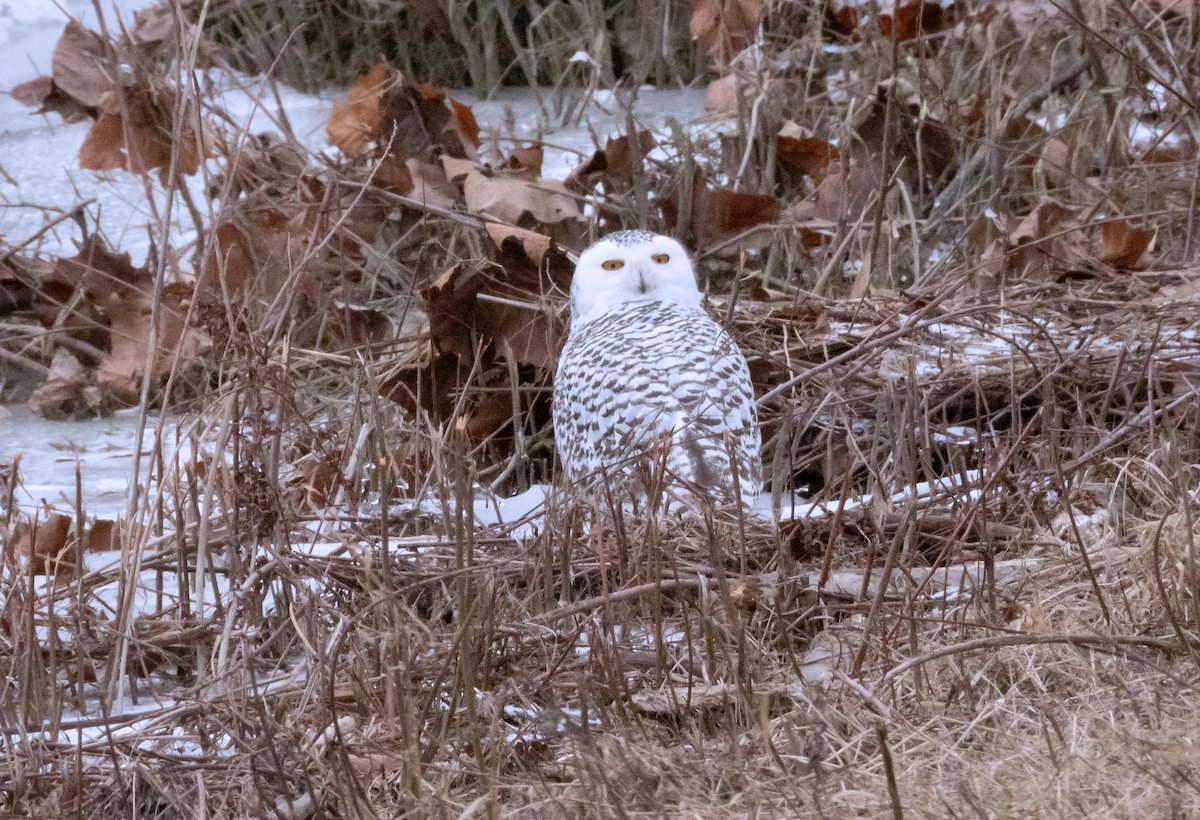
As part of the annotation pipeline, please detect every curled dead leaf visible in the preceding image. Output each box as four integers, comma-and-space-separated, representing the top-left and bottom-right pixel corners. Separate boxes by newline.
328, 63, 479, 161
373, 154, 414, 195
97, 283, 211, 406
786, 163, 879, 223
690, 0, 764, 63
423, 262, 566, 372
381, 351, 464, 423
567, 131, 655, 192
777, 123, 839, 182
405, 159, 460, 209
485, 223, 559, 268
983, 200, 1087, 280
29, 348, 109, 419
1099, 219, 1154, 270
54, 235, 152, 301
79, 86, 211, 183
664, 167, 779, 246
507, 143, 544, 177
10, 76, 96, 123
327, 63, 393, 156
51, 21, 114, 108
458, 164, 582, 227
13, 513, 76, 575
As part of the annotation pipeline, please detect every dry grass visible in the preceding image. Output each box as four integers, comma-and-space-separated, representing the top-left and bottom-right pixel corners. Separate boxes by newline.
4, 0, 1200, 817
179, 0, 702, 95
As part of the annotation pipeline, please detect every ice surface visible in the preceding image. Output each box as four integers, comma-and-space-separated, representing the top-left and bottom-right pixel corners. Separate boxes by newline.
0, 403, 181, 519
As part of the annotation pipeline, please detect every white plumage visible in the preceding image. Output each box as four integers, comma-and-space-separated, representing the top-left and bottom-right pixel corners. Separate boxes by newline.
553, 230, 761, 502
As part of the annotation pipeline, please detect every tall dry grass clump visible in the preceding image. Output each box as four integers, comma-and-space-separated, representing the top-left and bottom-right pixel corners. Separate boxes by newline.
178, 0, 702, 94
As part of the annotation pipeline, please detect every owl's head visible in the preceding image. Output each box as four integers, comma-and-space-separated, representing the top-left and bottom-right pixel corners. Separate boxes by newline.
570, 231, 700, 322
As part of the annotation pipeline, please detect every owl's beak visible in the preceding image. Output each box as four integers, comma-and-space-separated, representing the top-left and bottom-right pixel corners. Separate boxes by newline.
636, 269, 648, 294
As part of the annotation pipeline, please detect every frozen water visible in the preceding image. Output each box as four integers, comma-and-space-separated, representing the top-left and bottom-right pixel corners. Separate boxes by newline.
0, 403, 179, 519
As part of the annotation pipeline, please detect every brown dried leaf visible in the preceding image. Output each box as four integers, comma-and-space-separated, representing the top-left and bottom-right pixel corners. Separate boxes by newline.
201, 222, 256, 293
664, 167, 779, 246
10, 76, 96, 123
777, 123, 839, 181
508, 143, 544, 177
423, 263, 566, 372
374, 153, 414, 195
603, 131, 656, 190
0, 259, 34, 317
87, 519, 121, 552
131, 5, 179, 44
828, 5, 860, 36
53, 235, 153, 301
690, 0, 764, 62
853, 81, 958, 195
79, 86, 211, 183
405, 159, 460, 209
423, 264, 483, 361
381, 351, 463, 422
1009, 200, 1078, 247
460, 167, 582, 226
328, 65, 479, 162
52, 21, 114, 107
1099, 220, 1154, 270
704, 74, 740, 115
301, 187, 392, 248
485, 223, 557, 267
198, 211, 293, 299
10, 76, 53, 107
787, 163, 879, 223
97, 285, 211, 406
327, 62, 393, 156
1038, 136, 1072, 190
97, 298, 152, 404
987, 200, 1087, 279
323, 300, 396, 348
14, 513, 76, 575
29, 348, 109, 419
703, 188, 779, 239
460, 388, 519, 444
878, 1, 952, 42
566, 131, 655, 192
448, 97, 481, 149
78, 111, 126, 171
441, 155, 475, 182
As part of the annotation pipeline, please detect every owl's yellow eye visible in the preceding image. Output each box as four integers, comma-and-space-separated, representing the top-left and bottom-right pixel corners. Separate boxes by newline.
601, 259, 624, 271
651, 253, 670, 264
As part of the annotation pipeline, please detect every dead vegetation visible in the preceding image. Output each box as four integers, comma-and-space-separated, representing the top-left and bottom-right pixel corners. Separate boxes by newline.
2, 0, 1200, 816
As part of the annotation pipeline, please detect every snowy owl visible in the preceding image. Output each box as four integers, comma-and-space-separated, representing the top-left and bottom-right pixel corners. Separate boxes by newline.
553, 230, 761, 502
